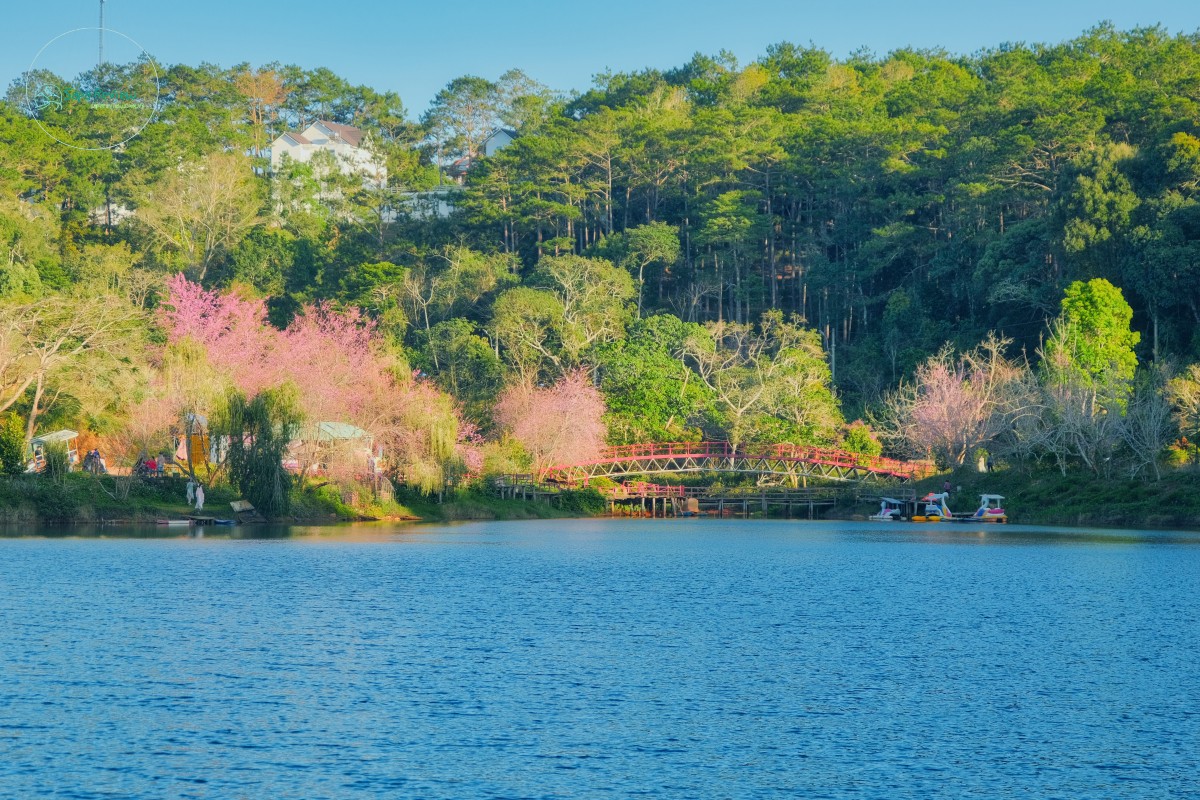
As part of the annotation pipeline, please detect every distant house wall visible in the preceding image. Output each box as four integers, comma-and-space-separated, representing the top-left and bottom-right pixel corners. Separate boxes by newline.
397, 188, 459, 220
269, 134, 312, 171
484, 128, 517, 158
269, 121, 386, 187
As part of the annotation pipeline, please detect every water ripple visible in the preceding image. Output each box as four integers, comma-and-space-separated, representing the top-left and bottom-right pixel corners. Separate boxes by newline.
1, 520, 1198, 798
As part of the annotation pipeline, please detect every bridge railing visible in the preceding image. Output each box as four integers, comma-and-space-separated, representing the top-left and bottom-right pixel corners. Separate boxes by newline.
758, 444, 936, 479
597, 441, 733, 461
556, 441, 935, 480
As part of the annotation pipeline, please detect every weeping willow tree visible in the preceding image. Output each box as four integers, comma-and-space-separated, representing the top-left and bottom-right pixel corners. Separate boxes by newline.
393, 387, 463, 499
217, 385, 304, 518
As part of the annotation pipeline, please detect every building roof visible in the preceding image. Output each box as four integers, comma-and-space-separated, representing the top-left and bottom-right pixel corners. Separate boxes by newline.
315, 120, 365, 147
486, 127, 519, 142
274, 122, 368, 150
32, 430, 78, 445
303, 422, 371, 442
272, 132, 311, 148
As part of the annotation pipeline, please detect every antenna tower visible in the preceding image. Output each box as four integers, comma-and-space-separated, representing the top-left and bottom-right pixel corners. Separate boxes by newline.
98, 0, 106, 67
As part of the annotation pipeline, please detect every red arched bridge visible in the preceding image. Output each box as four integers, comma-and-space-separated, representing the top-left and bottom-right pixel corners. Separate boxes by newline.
539, 442, 934, 486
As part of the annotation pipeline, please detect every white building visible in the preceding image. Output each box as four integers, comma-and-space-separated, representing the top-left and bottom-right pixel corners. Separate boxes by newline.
269, 120, 386, 187
483, 127, 518, 157
444, 128, 519, 187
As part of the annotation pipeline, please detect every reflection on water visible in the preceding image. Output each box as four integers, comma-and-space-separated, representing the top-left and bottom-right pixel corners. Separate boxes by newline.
7, 518, 1200, 546
0, 522, 357, 540
1, 519, 1198, 798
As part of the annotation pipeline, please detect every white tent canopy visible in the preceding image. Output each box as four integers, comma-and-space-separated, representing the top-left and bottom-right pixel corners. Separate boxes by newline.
32, 430, 78, 446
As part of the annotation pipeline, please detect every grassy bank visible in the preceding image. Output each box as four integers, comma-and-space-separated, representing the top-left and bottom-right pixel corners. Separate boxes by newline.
0, 474, 605, 526
392, 486, 605, 522
0, 474, 237, 525
0, 474, 405, 525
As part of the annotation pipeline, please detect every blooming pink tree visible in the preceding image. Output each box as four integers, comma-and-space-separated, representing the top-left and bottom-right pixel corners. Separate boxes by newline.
879, 335, 1037, 467
495, 369, 607, 472
455, 420, 485, 477
159, 275, 470, 493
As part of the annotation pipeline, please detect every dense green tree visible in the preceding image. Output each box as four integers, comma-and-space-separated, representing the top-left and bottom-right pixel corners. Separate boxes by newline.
0, 203, 56, 298
491, 287, 567, 380
133, 152, 263, 280
418, 318, 504, 422
594, 315, 711, 443
494, 69, 555, 131
531, 255, 635, 364
221, 230, 296, 295
1042, 278, 1140, 395
422, 76, 500, 163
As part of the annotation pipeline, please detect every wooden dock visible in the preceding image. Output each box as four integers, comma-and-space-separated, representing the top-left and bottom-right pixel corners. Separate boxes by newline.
604, 484, 848, 519
493, 474, 869, 520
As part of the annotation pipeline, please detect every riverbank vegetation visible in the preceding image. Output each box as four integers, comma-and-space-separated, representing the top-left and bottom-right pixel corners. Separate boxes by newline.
3, 24, 1200, 521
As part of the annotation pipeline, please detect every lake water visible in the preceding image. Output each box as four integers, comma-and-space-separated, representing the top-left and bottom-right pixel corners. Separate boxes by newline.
1, 519, 1198, 798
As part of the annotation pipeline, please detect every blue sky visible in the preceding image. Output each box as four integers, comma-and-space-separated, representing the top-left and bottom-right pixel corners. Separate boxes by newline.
2, 0, 1197, 118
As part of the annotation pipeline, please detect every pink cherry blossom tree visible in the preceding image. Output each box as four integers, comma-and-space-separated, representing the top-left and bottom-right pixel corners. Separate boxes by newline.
495, 369, 607, 473
878, 334, 1037, 467
159, 275, 470, 493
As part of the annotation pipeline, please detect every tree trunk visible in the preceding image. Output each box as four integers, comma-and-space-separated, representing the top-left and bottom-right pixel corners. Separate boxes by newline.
636, 260, 646, 320
24, 373, 45, 448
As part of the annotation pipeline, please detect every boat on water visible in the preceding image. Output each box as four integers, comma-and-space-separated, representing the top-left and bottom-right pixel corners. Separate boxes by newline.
964, 494, 1007, 523
867, 492, 1009, 523
869, 497, 906, 521
911, 492, 953, 522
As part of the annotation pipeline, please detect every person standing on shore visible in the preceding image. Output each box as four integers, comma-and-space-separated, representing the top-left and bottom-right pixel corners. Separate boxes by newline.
194, 483, 205, 511
186, 479, 196, 505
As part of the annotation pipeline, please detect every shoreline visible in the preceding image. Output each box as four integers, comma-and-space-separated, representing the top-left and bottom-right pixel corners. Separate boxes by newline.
7, 464, 1200, 532
6, 508, 1200, 536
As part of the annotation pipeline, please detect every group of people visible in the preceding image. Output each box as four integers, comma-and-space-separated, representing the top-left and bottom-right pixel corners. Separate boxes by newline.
134, 455, 168, 478
82, 449, 108, 474
81, 445, 208, 511
185, 479, 206, 511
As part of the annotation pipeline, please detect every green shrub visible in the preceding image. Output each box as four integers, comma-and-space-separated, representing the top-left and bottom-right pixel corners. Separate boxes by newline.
0, 414, 25, 477
42, 443, 69, 483
481, 435, 531, 475
290, 483, 356, 519
1165, 445, 1191, 469
557, 487, 606, 515
843, 420, 883, 456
